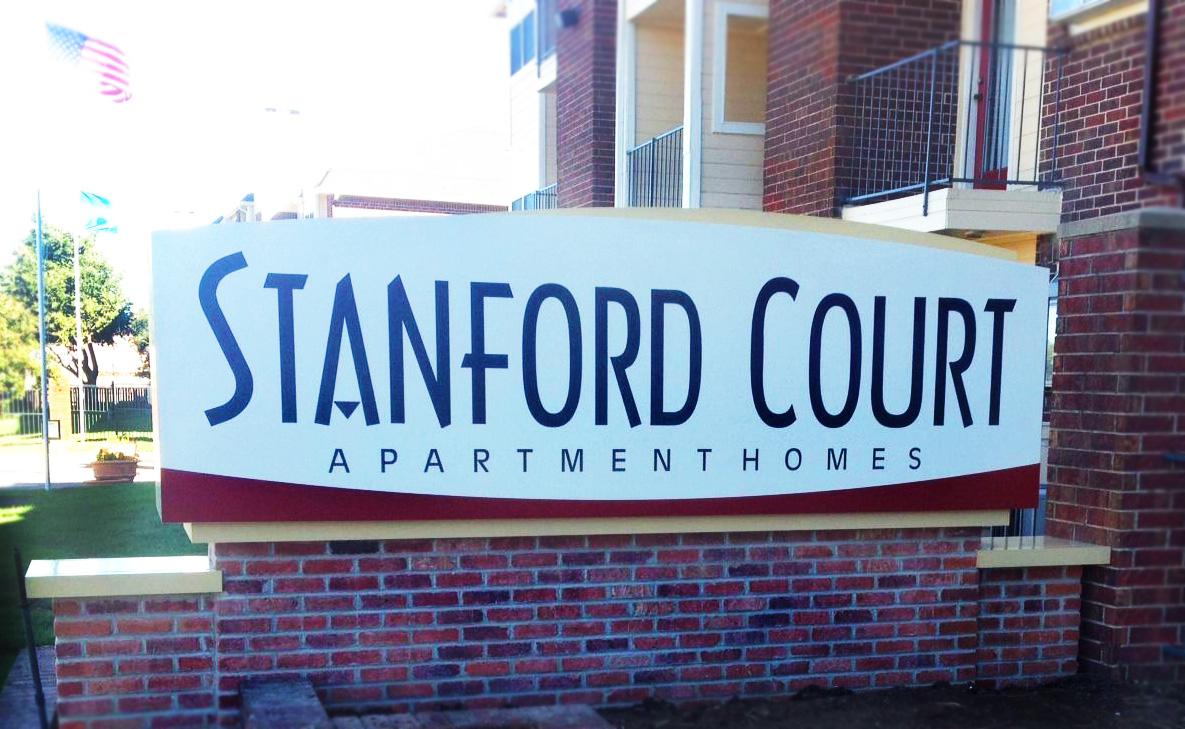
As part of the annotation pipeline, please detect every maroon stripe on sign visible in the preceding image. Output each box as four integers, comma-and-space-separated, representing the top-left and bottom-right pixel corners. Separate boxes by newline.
159, 465, 1039, 523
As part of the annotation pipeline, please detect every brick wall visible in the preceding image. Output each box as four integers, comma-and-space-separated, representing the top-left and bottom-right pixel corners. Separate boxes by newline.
976, 566, 1083, 687
1046, 9, 1184, 224
50, 529, 1094, 727
556, 0, 617, 208
763, 0, 959, 216
1046, 212, 1185, 681
52, 596, 218, 728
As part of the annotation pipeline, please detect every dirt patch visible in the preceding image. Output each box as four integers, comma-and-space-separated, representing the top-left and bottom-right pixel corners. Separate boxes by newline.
598, 678, 1185, 729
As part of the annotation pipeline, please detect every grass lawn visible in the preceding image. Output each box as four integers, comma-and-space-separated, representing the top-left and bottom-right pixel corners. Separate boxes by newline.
0, 483, 205, 686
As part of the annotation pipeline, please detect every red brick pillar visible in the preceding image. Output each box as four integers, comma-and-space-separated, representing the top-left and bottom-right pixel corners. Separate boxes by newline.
1046, 209, 1185, 681
763, 0, 959, 216
556, 0, 617, 208
48, 376, 75, 437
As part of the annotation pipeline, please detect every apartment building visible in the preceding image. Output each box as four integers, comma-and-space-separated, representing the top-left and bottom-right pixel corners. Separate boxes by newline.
507, 0, 561, 209
214, 169, 507, 224
510, 0, 1184, 681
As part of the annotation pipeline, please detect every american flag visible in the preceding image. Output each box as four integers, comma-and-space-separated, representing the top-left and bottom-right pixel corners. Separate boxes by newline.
47, 23, 131, 103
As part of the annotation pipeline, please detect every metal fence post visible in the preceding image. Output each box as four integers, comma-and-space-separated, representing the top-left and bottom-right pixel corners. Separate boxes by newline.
923, 48, 938, 217
14, 548, 50, 729
1048, 49, 1064, 189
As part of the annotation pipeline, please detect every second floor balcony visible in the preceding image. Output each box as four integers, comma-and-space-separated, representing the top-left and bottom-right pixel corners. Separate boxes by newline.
512, 183, 558, 211
841, 40, 1066, 236
626, 126, 683, 208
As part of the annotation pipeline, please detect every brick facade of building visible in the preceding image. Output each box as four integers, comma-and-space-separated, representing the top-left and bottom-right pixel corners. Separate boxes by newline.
556, 0, 618, 208
1046, 10, 1184, 224
1045, 211, 1185, 682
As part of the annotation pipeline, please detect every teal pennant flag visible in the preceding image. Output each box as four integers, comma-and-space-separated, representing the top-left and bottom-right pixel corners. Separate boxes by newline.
81, 191, 118, 233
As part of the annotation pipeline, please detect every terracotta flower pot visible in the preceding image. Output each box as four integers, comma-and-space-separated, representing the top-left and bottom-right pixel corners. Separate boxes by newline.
89, 459, 139, 483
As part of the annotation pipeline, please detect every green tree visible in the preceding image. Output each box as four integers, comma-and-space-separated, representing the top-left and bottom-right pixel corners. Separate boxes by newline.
0, 293, 37, 394
1, 225, 138, 385
130, 308, 150, 378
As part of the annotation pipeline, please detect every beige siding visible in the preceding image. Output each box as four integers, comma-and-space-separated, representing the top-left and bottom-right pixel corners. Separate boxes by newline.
1010, 0, 1047, 185
955, 0, 1047, 186
544, 86, 558, 186
509, 67, 543, 199
700, 0, 767, 210
634, 23, 684, 144
980, 231, 1039, 264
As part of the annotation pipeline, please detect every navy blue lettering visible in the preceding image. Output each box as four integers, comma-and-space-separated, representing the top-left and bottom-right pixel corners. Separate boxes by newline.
984, 299, 1016, 426
389, 277, 451, 427
473, 448, 490, 473
872, 296, 925, 428
263, 273, 307, 424
460, 283, 513, 424
809, 294, 862, 429
743, 448, 758, 471
561, 448, 583, 472
522, 284, 582, 427
872, 447, 885, 470
315, 276, 379, 426
650, 290, 702, 426
653, 448, 670, 472
200, 252, 253, 426
935, 298, 976, 427
595, 287, 641, 427
424, 448, 444, 473
750, 277, 799, 428
827, 448, 847, 470
612, 448, 626, 472
784, 448, 802, 470
380, 448, 398, 473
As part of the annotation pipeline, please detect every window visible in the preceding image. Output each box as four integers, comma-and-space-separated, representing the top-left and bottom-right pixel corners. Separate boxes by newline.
511, 23, 522, 74
712, 3, 768, 135
509, 11, 537, 76
538, 0, 556, 60
523, 12, 536, 66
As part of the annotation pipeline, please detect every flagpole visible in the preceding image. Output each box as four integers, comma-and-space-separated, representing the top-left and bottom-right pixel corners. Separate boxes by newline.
36, 191, 51, 490
73, 230, 87, 443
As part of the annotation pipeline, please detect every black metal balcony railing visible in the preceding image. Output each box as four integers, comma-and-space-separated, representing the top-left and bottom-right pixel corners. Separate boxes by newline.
512, 183, 558, 211
843, 40, 1066, 213
538, 0, 556, 61
627, 126, 683, 207
991, 487, 1047, 540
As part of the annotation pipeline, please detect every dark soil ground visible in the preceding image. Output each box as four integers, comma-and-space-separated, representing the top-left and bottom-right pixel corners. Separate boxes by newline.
599, 678, 1185, 729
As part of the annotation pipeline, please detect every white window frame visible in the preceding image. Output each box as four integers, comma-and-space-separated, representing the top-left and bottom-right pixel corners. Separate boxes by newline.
712, 2, 768, 136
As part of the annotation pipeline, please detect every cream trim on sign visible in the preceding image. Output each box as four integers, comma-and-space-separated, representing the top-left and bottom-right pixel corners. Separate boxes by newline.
183, 511, 1011, 544
976, 536, 1111, 569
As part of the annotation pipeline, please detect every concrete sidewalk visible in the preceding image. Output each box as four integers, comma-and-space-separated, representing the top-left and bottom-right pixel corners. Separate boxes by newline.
0, 444, 156, 489
0, 647, 56, 729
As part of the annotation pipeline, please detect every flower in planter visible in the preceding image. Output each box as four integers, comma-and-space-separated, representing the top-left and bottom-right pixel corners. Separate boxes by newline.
95, 447, 138, 462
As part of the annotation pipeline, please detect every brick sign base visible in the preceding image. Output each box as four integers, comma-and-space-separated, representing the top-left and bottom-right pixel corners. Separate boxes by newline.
51, 528, 1084, 728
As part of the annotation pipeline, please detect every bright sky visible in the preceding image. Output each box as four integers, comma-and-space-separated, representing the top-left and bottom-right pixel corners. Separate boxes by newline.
0, 1, 510, 307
